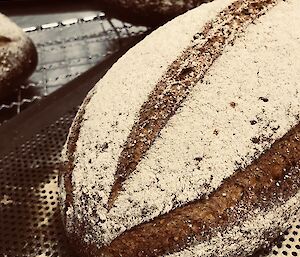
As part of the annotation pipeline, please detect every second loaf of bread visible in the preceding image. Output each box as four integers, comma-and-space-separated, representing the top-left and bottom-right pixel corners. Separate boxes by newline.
0, 13, 37, 98
95, 0, 209, 26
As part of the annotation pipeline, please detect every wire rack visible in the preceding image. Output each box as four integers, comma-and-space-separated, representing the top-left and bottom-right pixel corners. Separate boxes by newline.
0, 13, 148, 125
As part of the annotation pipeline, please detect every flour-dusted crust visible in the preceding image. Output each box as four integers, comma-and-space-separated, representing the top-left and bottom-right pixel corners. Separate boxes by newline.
60, 0, 300, 256
0, 13, 37, 98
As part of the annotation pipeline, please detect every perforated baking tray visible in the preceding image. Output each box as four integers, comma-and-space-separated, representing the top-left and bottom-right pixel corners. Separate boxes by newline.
0, 10, 299, 257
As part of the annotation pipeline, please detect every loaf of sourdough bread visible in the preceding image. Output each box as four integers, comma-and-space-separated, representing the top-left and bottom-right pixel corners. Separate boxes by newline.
60, 0, 300, 256
95, 0, 209, 26
0, 13, 37, 99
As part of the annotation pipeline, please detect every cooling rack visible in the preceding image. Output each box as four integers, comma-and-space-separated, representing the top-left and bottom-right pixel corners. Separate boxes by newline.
0, 12, 147, 125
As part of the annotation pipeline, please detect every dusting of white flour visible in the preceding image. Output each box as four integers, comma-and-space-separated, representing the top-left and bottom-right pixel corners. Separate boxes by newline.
62, 0, 300, 254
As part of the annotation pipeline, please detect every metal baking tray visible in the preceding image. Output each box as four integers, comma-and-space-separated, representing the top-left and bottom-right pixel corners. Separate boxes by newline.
0, 6, 299, 257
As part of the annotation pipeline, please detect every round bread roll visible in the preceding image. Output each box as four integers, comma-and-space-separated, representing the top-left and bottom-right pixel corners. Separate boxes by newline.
0, 13, 38, 99
60, 0, 300, 256
95, 0, 209, 26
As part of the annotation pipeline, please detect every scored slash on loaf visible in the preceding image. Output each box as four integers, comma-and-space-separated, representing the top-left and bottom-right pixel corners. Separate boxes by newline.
59, 0, 300, 256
